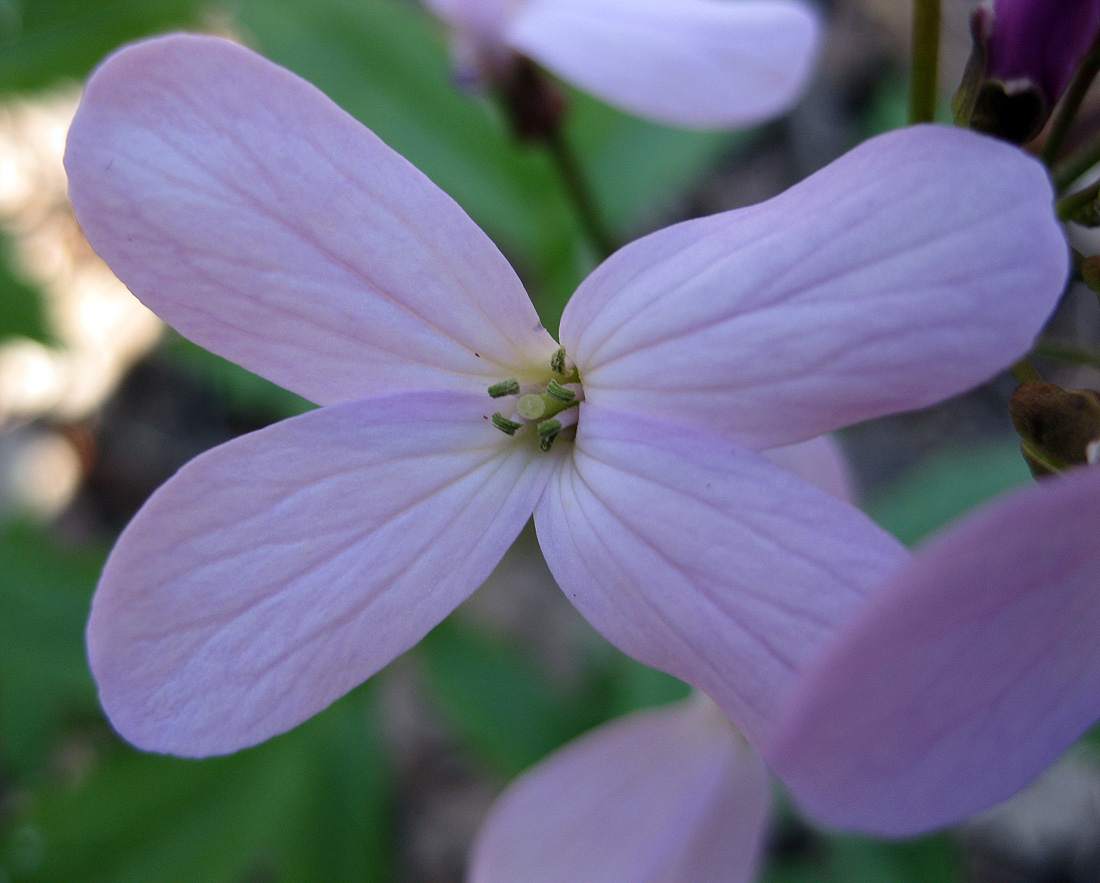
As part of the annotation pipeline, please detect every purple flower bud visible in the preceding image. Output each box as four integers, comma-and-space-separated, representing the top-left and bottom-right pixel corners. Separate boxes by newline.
985, 0, 1100, 105
958, 0, 1100, 143
1010, 381, 1100, 476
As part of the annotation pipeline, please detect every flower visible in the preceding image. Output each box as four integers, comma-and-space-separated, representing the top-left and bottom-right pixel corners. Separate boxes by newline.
960, 0, 1100, 143
470, 431, 857, 883
422, 0, 823, 128
984, 0, 1100, 109
471, 696, 767, 883
65, 34, 1067, 757
469, 462, 1100, 881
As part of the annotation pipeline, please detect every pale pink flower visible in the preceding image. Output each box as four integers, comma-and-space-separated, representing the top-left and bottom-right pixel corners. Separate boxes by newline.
65, 34, 1067, 757
422, 0, 822, 128
470, 463, 1100, 882
471, 432, 856, 883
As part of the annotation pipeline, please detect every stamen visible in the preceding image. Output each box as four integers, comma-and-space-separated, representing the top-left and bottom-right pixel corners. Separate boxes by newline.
537, 417, 562, 438
488, 379, 520, 398
545, 379, 575, 402
550, 347, 567, 375
491, 413, 523, 435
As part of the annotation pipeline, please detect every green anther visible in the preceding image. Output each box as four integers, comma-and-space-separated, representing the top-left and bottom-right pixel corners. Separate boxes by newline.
545, 378, 575, 402
550, 347, 567, 375
539, 431, 559, 452
537, 417, 562, 438
488, 378, 520, 398
491, 413, 523, 435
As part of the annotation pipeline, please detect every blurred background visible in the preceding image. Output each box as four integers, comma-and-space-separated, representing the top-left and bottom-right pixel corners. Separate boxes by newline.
1, 0, 1098, 880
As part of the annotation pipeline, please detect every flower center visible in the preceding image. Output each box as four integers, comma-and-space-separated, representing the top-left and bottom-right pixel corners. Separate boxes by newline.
488, 346, 581, 452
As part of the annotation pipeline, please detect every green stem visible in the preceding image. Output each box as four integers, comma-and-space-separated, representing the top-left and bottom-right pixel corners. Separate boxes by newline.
1053, 128, 1100, 192
1056, 178, 1100, 222
1041, 33, 1100, 166
908, 0, 941, 124
1032, 339, 1100, 372
543, 129, 617, 258
1010, 358, 1043, 384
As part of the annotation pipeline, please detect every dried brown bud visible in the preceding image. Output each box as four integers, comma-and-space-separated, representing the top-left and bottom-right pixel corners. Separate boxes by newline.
1010, 381, 1100, 476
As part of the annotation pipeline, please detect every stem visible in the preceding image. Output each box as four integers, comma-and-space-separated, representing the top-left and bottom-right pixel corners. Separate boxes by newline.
543, 129, 617, 258
1041, 33, 1100, 166
1010, 358, 1043, 384
1032, 339, 1100, 372
1056, 178, 1100, 222
908, 0, 941, 124
1053, 128, 1100, 193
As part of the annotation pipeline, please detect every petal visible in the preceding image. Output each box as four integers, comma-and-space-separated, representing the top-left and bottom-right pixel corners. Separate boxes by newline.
534, 404, 907, 745
766, 465, 1100, 836
764, 435, 854, 502
505, 0, 820, 128
561, 125, 1068, 450
424, 0, 511, 47
88, 391, 554, 756
468, 696, 772, 883
65, 35, 558, 406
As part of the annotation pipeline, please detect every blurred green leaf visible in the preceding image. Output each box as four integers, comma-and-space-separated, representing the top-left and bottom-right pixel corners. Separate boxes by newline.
0, 231, 51, 343
0, 688, 394, 883
570, 89, 745, 231
161, 332, 313, 422
866, 437, 1031, 546
0, 0, 211, 93
827, 836, 960, 883
0, 520, 104, 771
420, 620, 583, 776
421, 615, 689, 777
763, 830, 960, 883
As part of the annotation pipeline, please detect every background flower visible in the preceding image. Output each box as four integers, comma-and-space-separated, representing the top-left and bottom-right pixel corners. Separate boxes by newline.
424, 0, 822, 128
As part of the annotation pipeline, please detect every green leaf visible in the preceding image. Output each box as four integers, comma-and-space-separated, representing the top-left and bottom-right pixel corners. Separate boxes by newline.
0, 520, 105, 772
0, 230, 51, 343
420, 620, 583, 776
160, 331, 313, 421
0, 0, 210, 93
0, 688, 395, 883
762, 829, 960, 883
420, 607, 688, 777
865, 437, 1031, 546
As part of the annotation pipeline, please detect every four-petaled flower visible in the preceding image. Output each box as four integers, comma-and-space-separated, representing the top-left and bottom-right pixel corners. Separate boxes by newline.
469, 459, 1100, 882
422, 0, 822, 128
66, 34, 1067, 757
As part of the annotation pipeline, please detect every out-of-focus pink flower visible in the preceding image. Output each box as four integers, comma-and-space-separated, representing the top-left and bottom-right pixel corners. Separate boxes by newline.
422, 0, 822, 128
65, 34, 1067, 757
469, 464, 1100, 881
471, 695, 770, 883
769, 461, 1100, 836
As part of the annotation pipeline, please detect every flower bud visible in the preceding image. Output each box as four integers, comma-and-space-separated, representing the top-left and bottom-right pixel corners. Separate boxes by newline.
1010, 381, 1100, 476
955, 0, 1100, 144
